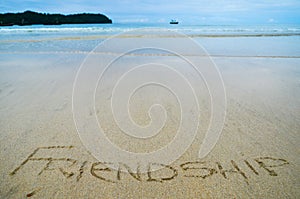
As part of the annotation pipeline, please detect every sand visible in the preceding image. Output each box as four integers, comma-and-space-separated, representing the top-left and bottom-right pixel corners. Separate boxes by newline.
0, 35, 299, 198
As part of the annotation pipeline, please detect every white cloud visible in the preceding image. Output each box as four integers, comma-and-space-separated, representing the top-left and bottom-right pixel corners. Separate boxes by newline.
268, 18, 275, 23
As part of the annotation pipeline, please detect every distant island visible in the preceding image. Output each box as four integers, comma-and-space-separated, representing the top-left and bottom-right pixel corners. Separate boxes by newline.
0, 10, 112, 26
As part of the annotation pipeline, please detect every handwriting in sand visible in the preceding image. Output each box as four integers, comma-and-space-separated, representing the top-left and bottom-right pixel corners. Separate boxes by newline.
10, 146, 289, 185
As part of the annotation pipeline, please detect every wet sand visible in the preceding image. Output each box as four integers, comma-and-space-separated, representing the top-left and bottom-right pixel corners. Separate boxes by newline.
0, 36, 299, 198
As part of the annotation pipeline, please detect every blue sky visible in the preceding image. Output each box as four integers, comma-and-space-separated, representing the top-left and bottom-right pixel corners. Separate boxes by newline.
1, 0, 300, 24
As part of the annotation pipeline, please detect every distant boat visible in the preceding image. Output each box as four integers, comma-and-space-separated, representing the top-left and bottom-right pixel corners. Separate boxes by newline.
170, 20, 179, 24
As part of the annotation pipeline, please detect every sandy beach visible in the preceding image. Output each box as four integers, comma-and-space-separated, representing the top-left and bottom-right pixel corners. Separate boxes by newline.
0, 32, 299, 198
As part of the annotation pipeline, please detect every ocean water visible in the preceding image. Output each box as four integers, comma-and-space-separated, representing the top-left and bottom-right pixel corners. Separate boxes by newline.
1, 23, 300, 36
1, 23, 300, 57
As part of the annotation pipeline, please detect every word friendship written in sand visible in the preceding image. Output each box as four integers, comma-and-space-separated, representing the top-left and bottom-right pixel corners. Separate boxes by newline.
10, 146, 289, 185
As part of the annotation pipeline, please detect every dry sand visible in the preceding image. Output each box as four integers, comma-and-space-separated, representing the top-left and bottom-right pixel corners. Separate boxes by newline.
0, 36, 299, 198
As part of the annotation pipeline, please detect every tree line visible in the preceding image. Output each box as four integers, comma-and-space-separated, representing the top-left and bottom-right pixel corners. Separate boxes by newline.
0, 10, 112, 26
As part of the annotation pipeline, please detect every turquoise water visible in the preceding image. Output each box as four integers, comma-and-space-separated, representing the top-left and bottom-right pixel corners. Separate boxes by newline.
1, 23, 300, 38
1, 23, 300, 56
